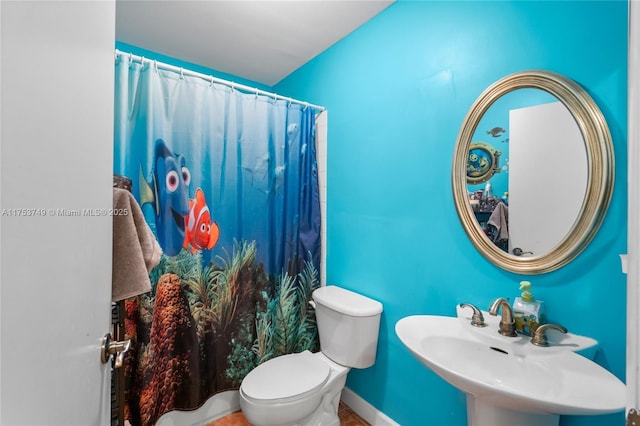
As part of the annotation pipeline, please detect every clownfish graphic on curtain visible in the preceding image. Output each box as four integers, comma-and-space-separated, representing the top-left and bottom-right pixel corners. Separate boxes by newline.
139, 139, 219, 256
183, 188, 220, 253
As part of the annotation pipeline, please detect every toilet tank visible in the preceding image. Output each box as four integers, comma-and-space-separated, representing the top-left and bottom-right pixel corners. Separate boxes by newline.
312, 285, 383, 369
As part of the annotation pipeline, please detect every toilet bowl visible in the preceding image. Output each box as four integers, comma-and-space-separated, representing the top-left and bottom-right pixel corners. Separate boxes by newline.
239, 350, 348, 426
239, 285, 383, 426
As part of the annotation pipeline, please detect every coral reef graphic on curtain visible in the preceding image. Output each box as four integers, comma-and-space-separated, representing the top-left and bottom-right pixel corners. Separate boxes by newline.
114, 53, 321, 426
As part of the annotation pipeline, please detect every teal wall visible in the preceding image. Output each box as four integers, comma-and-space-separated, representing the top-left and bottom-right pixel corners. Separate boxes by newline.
115, 41, 273, 92
275, 1, 628, 425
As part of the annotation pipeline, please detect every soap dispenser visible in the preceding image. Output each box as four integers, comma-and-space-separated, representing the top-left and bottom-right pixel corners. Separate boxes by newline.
512, 281, 546, 336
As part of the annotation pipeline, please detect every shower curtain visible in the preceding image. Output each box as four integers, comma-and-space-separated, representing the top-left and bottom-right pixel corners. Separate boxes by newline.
113, 53, 321, 426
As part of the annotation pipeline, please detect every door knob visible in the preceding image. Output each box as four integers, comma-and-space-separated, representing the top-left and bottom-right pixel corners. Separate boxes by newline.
100, 333, 131, 368
512, 247, 533, 256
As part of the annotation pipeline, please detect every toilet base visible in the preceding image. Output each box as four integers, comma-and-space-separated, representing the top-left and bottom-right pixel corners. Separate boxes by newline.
298, 370, 345, 426
240, 352, 349, 426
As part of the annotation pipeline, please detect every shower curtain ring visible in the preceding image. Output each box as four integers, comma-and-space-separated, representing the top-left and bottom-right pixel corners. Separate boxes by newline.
180, 68, 184, 79
209, 76, 214, 87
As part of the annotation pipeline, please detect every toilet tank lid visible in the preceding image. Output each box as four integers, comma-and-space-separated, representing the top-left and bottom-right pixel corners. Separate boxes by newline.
312, 285, 383, 317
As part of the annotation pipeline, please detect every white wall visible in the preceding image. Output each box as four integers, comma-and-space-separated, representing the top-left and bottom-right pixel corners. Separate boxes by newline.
1, 1, 115, 424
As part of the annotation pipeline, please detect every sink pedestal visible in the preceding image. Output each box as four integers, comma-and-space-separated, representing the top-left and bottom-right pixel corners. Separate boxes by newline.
467, 396, 559, 426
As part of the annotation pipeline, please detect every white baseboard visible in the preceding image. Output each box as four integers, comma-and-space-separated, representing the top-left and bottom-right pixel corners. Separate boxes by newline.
341, 387, 399, 426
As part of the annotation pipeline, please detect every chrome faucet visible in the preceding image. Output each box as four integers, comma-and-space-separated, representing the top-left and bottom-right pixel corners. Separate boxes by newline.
530, 323, 568, 347
488, 297, 517, 337
459, 303, 486, 327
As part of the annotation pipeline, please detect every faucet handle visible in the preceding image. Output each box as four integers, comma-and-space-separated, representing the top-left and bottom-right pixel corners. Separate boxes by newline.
459, 303, 486, 327
530, 323, 568, 347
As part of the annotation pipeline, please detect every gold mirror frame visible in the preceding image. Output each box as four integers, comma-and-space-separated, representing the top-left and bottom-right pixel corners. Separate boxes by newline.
452, 70, 614, 274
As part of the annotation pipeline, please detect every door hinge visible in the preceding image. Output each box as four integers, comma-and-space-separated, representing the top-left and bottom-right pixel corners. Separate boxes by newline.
628, 408, 640, 426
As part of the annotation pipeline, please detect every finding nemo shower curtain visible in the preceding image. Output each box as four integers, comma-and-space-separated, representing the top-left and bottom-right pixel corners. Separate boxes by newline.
113, 53, 321, 426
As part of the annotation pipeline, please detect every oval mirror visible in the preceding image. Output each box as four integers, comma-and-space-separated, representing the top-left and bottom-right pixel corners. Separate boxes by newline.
452, 71, 614, 274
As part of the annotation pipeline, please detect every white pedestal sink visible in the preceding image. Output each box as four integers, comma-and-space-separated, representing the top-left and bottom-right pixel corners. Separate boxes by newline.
395, 308, 625, 426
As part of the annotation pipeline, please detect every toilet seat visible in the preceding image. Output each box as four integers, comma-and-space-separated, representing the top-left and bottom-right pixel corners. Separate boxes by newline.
241, 350, 330, 404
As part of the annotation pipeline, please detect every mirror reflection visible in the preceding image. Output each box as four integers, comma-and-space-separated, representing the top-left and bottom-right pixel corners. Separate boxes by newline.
452, 70, 614, 274
466, 89, 588, 257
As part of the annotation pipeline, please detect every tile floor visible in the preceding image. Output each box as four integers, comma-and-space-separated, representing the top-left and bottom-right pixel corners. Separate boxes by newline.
206, 402, 371, 426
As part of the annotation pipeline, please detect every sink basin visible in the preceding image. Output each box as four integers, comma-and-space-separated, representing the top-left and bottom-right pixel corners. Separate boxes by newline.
395, 313, 625, 426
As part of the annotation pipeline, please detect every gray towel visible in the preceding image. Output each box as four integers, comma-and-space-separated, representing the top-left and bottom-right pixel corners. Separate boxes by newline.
487, 202, 509, 242
112, 188, 162, 301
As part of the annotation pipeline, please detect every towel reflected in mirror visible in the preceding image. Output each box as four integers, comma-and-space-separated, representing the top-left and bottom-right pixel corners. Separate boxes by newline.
487, 202, 509, 252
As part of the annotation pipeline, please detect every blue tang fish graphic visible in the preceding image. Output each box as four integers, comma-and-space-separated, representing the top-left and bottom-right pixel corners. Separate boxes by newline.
139, 139, 191, 256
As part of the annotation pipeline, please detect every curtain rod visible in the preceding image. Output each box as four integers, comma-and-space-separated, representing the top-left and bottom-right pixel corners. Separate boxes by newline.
115, 49, 326, 112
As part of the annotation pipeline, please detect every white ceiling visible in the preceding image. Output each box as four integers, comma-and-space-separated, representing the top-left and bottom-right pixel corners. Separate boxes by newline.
115, 1, 394, 86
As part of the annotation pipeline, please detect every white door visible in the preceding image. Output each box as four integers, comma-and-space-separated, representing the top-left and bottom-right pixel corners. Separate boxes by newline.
628, 1, 640, 421
508, 101, 587, 257
0, 2, 115, 425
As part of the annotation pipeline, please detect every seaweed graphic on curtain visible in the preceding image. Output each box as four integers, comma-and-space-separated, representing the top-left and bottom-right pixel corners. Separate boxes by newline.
124, 240, 320, 426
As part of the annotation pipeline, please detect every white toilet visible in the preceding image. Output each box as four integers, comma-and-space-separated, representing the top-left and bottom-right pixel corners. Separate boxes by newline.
239, 285, 383, 426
